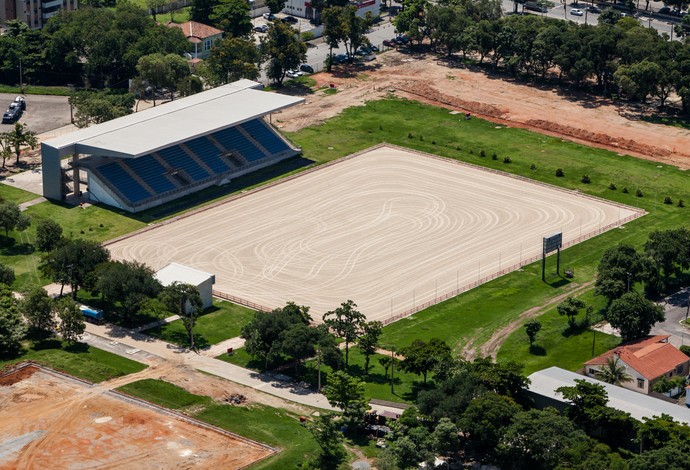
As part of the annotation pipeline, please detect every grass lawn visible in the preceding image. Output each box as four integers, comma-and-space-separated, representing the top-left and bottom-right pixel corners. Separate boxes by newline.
117, 379, 320, 469
0, 184, 39, 204
285, 98, 690, 358
496, 290, 621, 376
147, 300, 256, 348
1, 339, 146, 383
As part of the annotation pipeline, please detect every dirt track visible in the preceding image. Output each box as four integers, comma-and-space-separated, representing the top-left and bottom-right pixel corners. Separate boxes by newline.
275, 51, 690, 169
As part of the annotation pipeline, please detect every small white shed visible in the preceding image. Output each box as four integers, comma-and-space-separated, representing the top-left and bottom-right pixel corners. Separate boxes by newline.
155, 262, 215, 312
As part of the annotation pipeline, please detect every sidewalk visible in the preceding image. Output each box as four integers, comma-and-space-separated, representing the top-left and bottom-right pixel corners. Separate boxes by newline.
200, 336, 246, 358
82, 321, 336, 411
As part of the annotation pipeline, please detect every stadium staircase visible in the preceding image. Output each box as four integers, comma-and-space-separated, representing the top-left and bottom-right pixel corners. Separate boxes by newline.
83, 118, 299, 210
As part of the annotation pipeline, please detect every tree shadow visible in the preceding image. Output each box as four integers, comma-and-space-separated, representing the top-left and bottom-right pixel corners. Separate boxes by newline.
64, 342, 89, 353
279, 80, 315, 96
529, 345, 546, 356
404, 379, 435, 401
562, 322, 590, 338
32, 337, 62, 351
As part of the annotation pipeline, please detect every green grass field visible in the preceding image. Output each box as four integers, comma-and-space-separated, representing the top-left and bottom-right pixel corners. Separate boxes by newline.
146, 300, 256, 348
1, 340, 146, 383
496, 290, 621, 376
117, 379, 320, 469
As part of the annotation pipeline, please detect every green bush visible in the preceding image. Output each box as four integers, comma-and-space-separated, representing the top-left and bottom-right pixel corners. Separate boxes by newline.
581, 175, 591, 184
301, 31, 315, 42
608, 183, 617, 190
636, 189, 644, 197
555, 168, 564, 177
664, 196, 673, 205
503, 156, 512, 164
491, 152, 498, 160
622, 187, 629, 193
678, 199, 685, 208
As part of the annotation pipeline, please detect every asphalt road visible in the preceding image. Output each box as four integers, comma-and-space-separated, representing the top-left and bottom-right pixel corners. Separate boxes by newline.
0, 93, 71, 135
651, 286, 690, 348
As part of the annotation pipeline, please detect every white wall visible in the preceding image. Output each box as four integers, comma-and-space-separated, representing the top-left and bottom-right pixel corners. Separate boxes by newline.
87, 174, 124, 210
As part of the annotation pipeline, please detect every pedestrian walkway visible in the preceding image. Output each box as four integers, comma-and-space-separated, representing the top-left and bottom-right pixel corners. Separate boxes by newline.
81, 321, 336, 411
19, 196, 46, 211
131, 314, 181, 333
200, 336, 246, 358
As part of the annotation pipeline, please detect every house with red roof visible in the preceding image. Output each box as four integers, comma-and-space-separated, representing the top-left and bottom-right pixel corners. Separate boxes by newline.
584, 335, 690, 395
167, 21, 223, 60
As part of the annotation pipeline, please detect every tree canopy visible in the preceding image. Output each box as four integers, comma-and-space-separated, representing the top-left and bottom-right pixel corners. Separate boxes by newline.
607, 291, 665, 342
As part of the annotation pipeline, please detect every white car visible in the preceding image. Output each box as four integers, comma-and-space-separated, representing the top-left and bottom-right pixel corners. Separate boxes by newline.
570, 8, 584, 16
286, 69, 303, 78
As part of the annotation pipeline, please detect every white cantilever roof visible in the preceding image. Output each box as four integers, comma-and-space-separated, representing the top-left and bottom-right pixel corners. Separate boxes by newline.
43, 80, 304, 158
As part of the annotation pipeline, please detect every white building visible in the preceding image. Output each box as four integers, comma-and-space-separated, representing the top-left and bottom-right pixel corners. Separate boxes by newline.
283, 0, 380, 22
1, 0, 79, 29
155, 262, 215, 312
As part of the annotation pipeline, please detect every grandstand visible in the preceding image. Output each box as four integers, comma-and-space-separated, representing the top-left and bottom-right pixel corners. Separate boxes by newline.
41, 80, 304, 212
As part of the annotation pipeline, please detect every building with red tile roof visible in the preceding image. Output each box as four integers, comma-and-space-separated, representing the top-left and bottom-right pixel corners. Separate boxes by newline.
167, 21, 223, 60
584, 335, 690, 395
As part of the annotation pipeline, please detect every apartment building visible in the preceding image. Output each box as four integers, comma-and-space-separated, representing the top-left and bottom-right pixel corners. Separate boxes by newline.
1, 0, 78, 29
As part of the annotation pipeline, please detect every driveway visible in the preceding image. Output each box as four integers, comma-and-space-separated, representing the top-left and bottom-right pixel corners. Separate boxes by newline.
651, 287, 690, 348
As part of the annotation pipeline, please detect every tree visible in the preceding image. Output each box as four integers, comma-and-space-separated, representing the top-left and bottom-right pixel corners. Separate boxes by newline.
19, 287, 55, 335
323, 370, 368, 430
261, 20, 307, 86
136, 53, 191, 104
557, 296, 592, 327
322, 6, 348, 72
55, 297, 85, 343
0, 132, 13, 169
497, 408, 590, 470
0, 284, 25, 356
459, 392, 520, 459
323, 300, 366, 367
159, 282, 203, 350
594, 356, 633, 385
357, 320, 382, 374
430, 417, 461, 457
35, 219, 63, 252
595, 244, 646, 304
211, 0, 252, 37
629, 444, 690, 470
191, 0, 216, 24
524, 319, 541, 348
91, 260, 162, 322
306, 414, 346, 465
391, 436, 430, 470
177, 75, 203, 97
68, 91, 135, 128
607, 292, 665, 342
5, 122, 37, 165
39, 238, 110, 298
266, 0, 287, 13
644, 228, 690, 290
0, 200, 30, 238
202, 36, 262, 86
0, 263, 14, 286
399, 338, 452, 384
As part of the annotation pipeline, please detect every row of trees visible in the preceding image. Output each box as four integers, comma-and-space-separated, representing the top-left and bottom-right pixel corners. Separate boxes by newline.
394, 0, 690, 112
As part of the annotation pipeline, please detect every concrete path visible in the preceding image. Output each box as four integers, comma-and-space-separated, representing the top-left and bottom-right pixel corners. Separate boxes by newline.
131, 314, 181, 333
81, 321, 336, 411
18, 197, 46, 211
200, 336, 246, 358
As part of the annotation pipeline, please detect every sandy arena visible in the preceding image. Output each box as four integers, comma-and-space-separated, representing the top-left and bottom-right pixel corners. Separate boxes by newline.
107, 146, 642, 322
0, 364, 273, 469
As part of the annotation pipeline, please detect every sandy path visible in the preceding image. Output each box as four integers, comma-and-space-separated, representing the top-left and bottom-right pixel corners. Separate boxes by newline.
275, 52, 690, 168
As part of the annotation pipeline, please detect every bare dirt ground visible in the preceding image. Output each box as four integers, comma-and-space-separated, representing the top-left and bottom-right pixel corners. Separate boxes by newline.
0, 364, 274, 469
275, 51, 690, 169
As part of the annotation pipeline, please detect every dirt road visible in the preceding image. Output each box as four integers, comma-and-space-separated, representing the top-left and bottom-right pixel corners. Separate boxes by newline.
276, 51, 690, 168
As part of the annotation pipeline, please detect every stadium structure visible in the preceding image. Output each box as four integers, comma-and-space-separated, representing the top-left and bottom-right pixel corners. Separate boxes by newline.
41, 80, 304, 212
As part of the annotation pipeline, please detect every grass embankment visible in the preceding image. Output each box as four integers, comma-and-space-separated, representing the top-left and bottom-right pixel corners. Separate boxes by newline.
285, 98, 689, 374
147, 300, 255, 348
0, 340, 146, 383
118, 379, 319, 469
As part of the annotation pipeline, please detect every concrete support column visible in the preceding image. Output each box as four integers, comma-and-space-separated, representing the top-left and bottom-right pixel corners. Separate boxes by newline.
41, 143, 63, 201
72, 154, 80, 196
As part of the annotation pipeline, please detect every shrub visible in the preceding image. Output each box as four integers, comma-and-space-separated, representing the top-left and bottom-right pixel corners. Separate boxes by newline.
678, 199, 685, 208
419, 135, 424, 141
608, 183, 617, 190
408, 133, 413, 138
301, 31, 315, 42
636, 189, 643, 197
664, 196, 673, 205
555, 168, 564, 177
530, 164, 537, 171
622, 187, 629, 194
581, 175, 591, 184
681, 345, 690, 357
503, 156, 512, 164
432, 140, 436, 145
491, 152, 498, 160
480, 150, 486, 157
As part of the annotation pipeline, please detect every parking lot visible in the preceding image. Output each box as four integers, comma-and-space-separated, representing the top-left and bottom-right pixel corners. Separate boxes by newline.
0, 93, 71, 135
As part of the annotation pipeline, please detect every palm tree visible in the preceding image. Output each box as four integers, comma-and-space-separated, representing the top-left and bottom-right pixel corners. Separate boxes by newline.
594, 356, 633, 385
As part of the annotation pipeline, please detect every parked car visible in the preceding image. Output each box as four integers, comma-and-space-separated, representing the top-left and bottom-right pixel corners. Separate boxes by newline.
395, 35, 409, 45
586, 5, 600, 12
383, 38, 397, 47
334, 53, 349, 64
659, 6, 671, 14
299, 63, 314, 74
369, 45, 379, 52
262, 12, 275, 20
2, 103, 21, 124
570, 8, 584, 15
253, 24, 269, 33
283, 15, 298, 24
286, 69, 302, 78
13, 96, 26, 111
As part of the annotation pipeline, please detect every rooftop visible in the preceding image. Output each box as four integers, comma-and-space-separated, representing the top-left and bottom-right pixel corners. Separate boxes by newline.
528, 367, 690, 425
155, 262, 215, 287
42, 80, 304, 158
585, 335, 689, 380
167, 21, 223, 40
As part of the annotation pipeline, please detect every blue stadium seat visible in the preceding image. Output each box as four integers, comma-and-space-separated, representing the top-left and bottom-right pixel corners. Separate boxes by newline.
125, 155, 176, 194
185, 138, 230, 173
212, 127, 266, 162
98, 162, 152, 203
240, 119, 290, 155
157, 145, 209, 181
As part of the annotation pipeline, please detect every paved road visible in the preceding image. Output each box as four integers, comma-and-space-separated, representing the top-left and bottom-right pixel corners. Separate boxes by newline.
81, 321, 337, 410
652, 287, 690, 348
